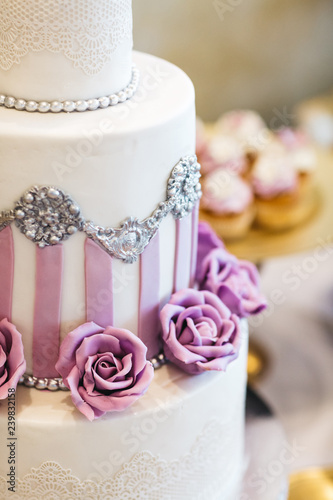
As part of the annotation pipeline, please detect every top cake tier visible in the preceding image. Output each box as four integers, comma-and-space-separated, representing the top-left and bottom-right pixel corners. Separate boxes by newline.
0, 0, 133, 101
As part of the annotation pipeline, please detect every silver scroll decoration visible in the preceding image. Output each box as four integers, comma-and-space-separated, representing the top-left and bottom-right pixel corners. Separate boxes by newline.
0, 156, 201, 263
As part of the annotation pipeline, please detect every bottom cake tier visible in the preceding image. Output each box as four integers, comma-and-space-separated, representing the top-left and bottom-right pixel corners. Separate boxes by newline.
0, 324, 248, 500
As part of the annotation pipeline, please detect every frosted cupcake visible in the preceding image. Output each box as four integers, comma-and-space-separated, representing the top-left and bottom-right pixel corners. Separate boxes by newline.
196, 118, 247, 176
201, 168, 255, 240
277, 127, 317, 196
251, 151, 314, 231
215, 110, 271, 166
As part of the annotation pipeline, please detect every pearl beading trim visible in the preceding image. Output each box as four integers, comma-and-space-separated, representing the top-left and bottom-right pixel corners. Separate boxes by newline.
0, 65, 139, 113
19, 353, 167, 391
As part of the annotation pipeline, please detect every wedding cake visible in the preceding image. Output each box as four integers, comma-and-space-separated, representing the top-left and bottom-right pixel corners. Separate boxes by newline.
0, 1, 266, 498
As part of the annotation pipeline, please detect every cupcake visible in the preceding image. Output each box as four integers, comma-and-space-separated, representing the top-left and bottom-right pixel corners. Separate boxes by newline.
208, 135, 248, 176
215, 110, 272, 167
251, 150, 315, 231
277, 127, 317, 197
201, 168, 255, 240
196, 118, 247, 176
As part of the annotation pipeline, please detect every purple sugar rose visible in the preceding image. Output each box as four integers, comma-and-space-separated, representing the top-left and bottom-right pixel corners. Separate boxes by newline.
0, 318, 26, 399
161, 289, 241, 375
198, 247, 267, 318
196, 222, 225, 282
56, 322, 154, 421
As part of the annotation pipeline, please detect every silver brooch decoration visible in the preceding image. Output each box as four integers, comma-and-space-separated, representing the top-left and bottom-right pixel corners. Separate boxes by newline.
84, 217, 158, 264
0, 155, 201, 262
168, 155, 202, 219
14, 186, 83, 247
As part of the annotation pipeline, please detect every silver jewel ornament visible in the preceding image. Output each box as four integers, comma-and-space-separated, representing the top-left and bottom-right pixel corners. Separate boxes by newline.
0, 156, 201, 262
84, 217, 159, 264
168, 155, 202, 219
14, 186, 83, 248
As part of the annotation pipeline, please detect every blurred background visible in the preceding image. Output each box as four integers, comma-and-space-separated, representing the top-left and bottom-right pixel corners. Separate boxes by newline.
134, 2, 333, 498
133, 0, 333, 122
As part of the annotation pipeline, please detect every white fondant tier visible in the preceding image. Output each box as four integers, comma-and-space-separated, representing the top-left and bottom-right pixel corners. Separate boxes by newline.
0, 325, 248, 500
0, 0, 133, 101
0, 51, 196, 373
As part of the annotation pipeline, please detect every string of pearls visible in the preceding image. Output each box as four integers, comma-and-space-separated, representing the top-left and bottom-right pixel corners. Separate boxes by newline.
19, 352, 167, 391
0, 65, 139, 113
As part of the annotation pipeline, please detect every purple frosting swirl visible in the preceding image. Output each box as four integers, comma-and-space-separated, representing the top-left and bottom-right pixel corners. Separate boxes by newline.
56, 322, 154, 421
0, 318, 26, 399
197, 247, 267, 318
161, 289, 241, 375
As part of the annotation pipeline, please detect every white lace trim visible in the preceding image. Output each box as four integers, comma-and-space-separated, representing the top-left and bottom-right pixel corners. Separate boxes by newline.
0, 0, 132, 75
0, 419, 242, 499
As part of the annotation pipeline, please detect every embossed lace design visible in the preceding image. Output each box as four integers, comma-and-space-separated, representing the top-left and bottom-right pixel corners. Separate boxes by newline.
0, 418, 242, 499
0, 0, 132, 75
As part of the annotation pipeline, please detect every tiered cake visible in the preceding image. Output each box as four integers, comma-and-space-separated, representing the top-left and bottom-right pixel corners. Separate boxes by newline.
0, 2, 265, 498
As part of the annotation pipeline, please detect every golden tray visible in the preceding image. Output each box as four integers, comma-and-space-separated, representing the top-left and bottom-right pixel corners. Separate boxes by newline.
200, 148, 333, 263
289, 467, 333, 499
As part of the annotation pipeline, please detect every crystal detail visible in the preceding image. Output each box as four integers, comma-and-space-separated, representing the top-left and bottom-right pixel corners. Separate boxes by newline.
168, 155, 202, 219
14, 186, 84, 248
0, 156, 201, 262
84, 217, 158, 264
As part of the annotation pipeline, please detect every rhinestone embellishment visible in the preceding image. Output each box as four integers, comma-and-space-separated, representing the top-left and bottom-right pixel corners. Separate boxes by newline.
14, 186, 83, 247
168, 155, 202, 219
84, 217, 158, 264
0, 156, 201, 262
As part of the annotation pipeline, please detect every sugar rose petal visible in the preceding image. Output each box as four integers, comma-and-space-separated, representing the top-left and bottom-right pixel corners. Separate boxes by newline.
161, 289, 241, 375
0, 319, 26, 399
56, 324, 154, 420
198, 248, 267, 318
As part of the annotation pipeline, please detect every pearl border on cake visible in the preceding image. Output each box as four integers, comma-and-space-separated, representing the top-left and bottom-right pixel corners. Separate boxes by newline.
19, 353, 167, 391
0, 65, 140, 113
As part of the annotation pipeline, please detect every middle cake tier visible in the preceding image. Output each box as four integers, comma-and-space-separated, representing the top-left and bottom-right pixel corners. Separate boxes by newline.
0, 51, 196, 376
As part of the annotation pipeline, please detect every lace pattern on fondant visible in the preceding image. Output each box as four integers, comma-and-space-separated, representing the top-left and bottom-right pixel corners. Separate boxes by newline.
0, 418, 242, 499
0, 0, 132, 75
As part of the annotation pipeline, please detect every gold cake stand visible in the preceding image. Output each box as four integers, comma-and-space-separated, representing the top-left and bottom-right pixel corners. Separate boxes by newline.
288, 468, 333, 500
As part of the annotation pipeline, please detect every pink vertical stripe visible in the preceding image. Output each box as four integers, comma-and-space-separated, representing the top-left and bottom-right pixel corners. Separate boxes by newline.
85, 239, 113, 328
139, 233, 160, 358
190, 202, 199, 287
173, 215, 192, 293
0, 227, 14, 322
33, 245, 64, 378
